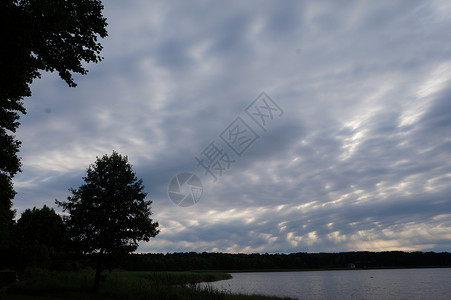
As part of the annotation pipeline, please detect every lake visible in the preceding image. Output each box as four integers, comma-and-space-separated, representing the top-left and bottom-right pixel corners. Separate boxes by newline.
200, 268, 451, 299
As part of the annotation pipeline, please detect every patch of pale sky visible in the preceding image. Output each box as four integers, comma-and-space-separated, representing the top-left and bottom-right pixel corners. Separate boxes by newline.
399, 61, 451, 127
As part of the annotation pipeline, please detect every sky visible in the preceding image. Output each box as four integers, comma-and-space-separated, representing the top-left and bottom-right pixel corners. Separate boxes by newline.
12, 0, 451, 253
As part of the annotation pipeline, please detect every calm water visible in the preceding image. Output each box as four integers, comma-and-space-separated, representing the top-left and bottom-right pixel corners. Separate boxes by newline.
200, 268, 451, 299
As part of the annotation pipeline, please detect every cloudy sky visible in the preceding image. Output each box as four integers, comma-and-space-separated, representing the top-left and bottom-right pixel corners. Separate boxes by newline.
13, 0, 451, 253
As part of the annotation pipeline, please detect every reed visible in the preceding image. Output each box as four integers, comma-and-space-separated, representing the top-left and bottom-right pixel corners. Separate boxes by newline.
2, 267, 295, 300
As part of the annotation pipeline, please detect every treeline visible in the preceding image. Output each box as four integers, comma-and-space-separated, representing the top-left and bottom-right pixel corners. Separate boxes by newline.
1, 205, 71, 272
114, 251, 451, 271
2, 205, 451, 273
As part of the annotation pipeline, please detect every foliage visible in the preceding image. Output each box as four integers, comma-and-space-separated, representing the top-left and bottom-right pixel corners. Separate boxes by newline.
56, 152, 159, 255
0, 0, 107, 253
115, 251, 451, 272
0, 173, 16, 252
3, 269, 293, 300
56, 152, 159, 290
1, 0, 108, 99
14, 205, 67, 252
11, 205, 68, 269
4, 267, 95, 296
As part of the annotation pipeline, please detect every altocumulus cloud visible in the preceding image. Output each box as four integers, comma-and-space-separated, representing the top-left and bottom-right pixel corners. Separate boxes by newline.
13, 0, 451, 253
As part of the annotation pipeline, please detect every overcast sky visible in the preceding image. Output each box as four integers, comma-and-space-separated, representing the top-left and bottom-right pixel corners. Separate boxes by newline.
13, 0, 451, 253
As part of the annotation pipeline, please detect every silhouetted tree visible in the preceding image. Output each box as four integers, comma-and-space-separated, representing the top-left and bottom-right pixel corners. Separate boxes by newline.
0, 0, 107, 253
12, 205, 68, 268
56, 152, 159, 291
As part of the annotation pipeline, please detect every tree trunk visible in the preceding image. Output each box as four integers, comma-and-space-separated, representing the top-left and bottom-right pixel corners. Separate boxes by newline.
92, 250, 104, 292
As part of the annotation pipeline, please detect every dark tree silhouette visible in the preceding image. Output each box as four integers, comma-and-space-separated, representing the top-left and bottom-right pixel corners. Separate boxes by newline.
0, 0, 107, 252
56, 152, 159, 291
12, 205, 68, 268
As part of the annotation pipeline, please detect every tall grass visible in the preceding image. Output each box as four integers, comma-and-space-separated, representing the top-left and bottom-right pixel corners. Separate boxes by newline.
2, 268, 295, 300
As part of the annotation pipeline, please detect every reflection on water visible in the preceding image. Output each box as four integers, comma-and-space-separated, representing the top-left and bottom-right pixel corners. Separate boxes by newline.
200, 268, 451, 299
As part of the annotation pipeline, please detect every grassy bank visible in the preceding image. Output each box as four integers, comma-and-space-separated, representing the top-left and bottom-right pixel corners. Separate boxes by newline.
1, 268, 295, 300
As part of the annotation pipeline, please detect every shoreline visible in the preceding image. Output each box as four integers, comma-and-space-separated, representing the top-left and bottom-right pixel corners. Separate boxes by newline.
2, 269, 295, 299
198, 265, 451, 274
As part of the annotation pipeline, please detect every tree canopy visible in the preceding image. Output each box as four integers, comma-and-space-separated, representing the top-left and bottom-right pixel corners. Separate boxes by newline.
14, 205, 67, 252
0, 0, 107, 252
12, 205, 68, 269
56, 152, 159, 290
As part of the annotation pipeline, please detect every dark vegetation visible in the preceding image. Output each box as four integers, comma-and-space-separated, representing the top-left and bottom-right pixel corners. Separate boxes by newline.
3, 200, 451, 273
1, 1, 449, 299
1, 0, 107, 267
2, 152, 160, 293
116, 251, 451, 271
2, 197, 450, 298
55, 152, 159, 291
2, 268, 295, 299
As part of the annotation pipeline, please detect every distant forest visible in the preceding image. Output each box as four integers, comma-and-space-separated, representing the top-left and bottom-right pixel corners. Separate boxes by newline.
3, 205, 451, 273
108, 251, 451, 271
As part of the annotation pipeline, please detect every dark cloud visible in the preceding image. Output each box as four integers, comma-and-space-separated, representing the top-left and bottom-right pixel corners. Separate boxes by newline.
13, 0, 451, 253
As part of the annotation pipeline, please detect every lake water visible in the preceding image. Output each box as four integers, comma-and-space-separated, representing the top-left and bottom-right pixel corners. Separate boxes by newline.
200, 268, 451, 299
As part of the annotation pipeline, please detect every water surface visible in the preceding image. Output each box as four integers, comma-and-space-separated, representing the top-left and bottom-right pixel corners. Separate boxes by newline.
201, 268, 451, 299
